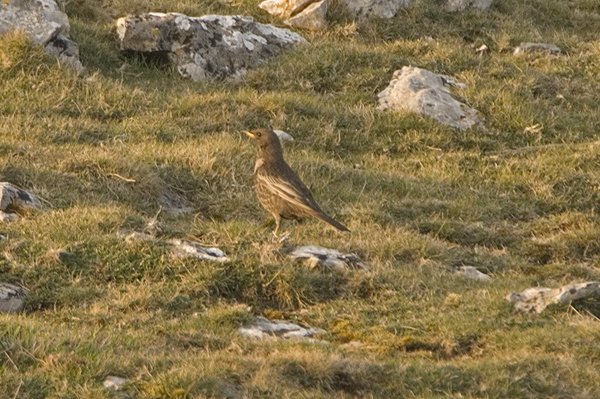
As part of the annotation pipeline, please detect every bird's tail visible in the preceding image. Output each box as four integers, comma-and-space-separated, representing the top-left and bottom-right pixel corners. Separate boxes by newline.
317, 213, 350, 232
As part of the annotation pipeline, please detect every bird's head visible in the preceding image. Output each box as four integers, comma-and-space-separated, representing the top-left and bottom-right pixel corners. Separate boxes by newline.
243, 128, 283, 157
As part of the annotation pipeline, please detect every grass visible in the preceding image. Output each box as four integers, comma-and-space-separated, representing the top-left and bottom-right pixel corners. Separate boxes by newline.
2, 0, 600, 397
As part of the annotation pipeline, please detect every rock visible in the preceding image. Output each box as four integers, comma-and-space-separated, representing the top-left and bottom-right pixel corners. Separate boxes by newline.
0, 282, 27, 313
377, 66, 484, 130
169, 239, 230, 262
45, 34, 84, 74
286, 0, 328, 30
0, 182, 40, 214
0, 0, 83, 71
507, 281, 600, 314
0, 212, 19, 222
513, 42, 561, 56
457, 266, 491, 282
8, 0, 70, 36
260, 0, 328, 30
342, 0, 412, 19
273, 129, 294, 142
288, 245, 367, 271
116, 13, 306, 81
239, 316, 325, 339
103, 376, 127, 390
439, 0, 494, 12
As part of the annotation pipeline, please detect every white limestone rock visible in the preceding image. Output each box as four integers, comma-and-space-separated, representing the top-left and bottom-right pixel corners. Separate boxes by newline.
45, 34, 84, 73
239, 316, 324, 339
289, 245, 367, 271
273, 129, 294, 142
116, 13, 306, 81
342, 0, 412, 19
507, 281, 600, 314
440, 0, 494, 12
457, 266, 491, 282
0, 282, 27, 313
513, 42, 561, 56
378, 66, 484, 130
169, 239, 230, 262
0, 182, 40, 214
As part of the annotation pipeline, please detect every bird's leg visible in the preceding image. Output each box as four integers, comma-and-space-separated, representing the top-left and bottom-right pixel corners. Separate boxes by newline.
295, 220, 301, 242
272, 215, 281, 238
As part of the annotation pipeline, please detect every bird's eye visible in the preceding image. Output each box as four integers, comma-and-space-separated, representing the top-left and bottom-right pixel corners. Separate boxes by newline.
256, 132, 261, 137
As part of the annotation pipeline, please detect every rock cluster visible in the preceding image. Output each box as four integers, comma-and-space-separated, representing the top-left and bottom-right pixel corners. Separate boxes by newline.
378, 66, 484, 130
116, 13, 306, 81
0, 0, 83, 72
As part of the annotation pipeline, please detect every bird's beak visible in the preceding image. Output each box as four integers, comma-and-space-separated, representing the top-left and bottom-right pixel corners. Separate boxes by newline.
243, 130, 255, 138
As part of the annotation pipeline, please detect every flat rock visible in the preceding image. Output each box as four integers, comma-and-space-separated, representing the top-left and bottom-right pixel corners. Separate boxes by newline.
457, 266, 491, 282
0, 282, 27, 313
439, 0, 494, 12
378, 66, 484, 130
288, 245, 367, 271
103, 376, 127, 390
507, 281, 600, 314
169, 239, 230, 262
116, 13, 306, 81
342, 0, 412, 19
0, 182, 40, 214
513, 42, 561, 56
239, 316, 324, 339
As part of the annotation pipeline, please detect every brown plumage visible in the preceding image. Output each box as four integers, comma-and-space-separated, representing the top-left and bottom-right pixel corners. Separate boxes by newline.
244, 128, 349, 237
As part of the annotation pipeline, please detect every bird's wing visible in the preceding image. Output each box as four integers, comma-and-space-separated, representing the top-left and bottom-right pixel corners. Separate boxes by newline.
256, 172, 324, 215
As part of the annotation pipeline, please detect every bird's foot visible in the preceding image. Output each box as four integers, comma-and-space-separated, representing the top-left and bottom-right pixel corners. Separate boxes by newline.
271, 231, 291, 244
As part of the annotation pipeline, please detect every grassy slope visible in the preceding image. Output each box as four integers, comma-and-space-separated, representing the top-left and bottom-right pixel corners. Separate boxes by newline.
2, 0, 600, 397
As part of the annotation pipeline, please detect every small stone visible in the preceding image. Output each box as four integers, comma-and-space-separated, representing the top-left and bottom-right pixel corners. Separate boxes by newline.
457, 266, 491, 282
239, 316, 324, 340
475, 44, 488, 54
288, 245, 367, 271
169, 239, 230, 262
103, 376, 127, 390
285, 0, 328, 30
513, 42, 561, 56
0, 282, 27, 314
0, 212, 19, 223
0, 182, 40, 214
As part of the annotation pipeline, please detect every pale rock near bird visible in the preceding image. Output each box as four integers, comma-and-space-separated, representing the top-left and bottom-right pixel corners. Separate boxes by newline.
378, 66, 484, 130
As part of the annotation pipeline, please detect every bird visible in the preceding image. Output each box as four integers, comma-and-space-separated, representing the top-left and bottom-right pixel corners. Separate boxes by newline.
244, 128, 349, 238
